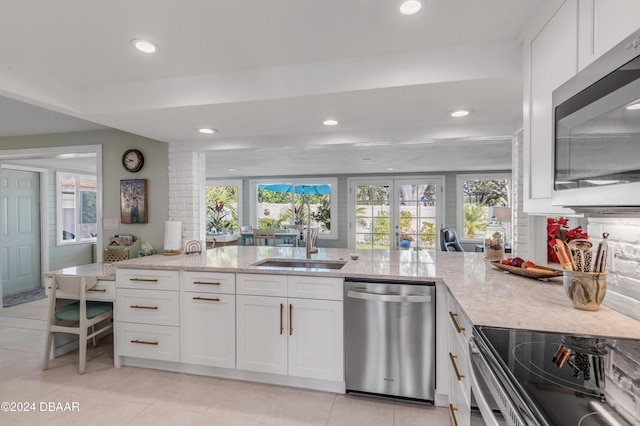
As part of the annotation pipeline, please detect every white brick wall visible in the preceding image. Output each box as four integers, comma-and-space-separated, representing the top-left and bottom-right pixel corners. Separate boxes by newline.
512, 130, 529, 260
168, 142, 207, 248
588, 217, 640, 320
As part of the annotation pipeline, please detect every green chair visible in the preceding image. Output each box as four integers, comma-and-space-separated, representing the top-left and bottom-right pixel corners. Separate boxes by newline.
43, 275, 113, 374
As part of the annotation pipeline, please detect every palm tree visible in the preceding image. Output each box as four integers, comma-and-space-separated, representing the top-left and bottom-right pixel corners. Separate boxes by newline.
464, 203, 487, 238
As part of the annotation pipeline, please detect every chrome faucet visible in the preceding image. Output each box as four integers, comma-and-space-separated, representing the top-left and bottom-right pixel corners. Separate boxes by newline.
300, 199, 314, 259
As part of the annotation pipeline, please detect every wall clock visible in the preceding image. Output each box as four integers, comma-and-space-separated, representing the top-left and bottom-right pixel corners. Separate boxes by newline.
121, 149, 144, 172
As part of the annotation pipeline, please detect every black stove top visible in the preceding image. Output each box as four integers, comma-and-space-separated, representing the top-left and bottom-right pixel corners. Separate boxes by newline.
476, 326, 640, 426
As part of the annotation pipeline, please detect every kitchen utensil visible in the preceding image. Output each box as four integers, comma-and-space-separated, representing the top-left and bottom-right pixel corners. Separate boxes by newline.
554, 242, 574, 271
568, 239, 593, 272
593, 232, 610, 272
584, 250, 593, 272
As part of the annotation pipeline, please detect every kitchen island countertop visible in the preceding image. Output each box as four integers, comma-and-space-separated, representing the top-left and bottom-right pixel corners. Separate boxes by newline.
63, 246, 640, 339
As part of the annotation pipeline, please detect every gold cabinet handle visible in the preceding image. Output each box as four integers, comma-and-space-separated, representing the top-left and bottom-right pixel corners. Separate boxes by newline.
449, 311, 465, 333
449, 352, 465, 381
129, 278, 159, 282
192, 296, 220, 302
88, 288, 107, 292
131, 339, 158, 346
130, 305, 158, 310
449, 404, 459, 426
193, 281, 220, 285
289, 303, 293, 336
280, 303, 284, 335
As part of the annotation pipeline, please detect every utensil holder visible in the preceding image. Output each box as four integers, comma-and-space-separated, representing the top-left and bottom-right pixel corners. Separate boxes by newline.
562, 270, 607, 311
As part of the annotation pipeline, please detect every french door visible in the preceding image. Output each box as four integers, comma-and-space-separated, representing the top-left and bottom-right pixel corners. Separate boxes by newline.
348, 177, 443, 250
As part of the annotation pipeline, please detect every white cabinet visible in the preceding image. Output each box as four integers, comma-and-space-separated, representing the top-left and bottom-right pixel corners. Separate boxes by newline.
288, 297, 343, 382
236, 294, 288, 374
115, 269, 180, 362
235, 274, 344, 382
181, 271, 236, 369
447, 292, 472, 426
578, 0, 640, 70
523, 0, 578, 215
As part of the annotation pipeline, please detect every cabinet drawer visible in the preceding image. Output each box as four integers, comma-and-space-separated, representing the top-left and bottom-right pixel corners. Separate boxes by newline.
117, 289, 180, 326
448, 296, 472, 343
116, 269, 179, 291
46, 277, 116, 301
448, 370, 471, 426
237, 273, 287, 297
449, 326, 470, 405
182, 271, 235, 294
117, 322, 179, 362
287, 276, 343, 301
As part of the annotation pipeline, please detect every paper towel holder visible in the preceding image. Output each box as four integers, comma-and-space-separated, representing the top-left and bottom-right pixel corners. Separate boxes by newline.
163, 220, 182, 256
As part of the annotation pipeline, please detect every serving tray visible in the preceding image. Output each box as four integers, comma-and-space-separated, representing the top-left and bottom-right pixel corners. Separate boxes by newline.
490, 261, 563, 279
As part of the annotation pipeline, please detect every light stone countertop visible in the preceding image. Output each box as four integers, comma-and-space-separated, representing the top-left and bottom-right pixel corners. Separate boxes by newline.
43, 262, 117, 280
57, 246, 640, 339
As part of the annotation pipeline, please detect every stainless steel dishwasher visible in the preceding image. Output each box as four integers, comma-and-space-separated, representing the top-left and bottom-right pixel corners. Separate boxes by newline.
345, 278, 435, 402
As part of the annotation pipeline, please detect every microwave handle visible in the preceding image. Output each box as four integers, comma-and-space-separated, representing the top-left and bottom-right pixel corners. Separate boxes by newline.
468, 338, 503, 426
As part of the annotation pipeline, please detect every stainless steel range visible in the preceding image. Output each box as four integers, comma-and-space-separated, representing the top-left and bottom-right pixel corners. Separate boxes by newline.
470, 326, 640, 425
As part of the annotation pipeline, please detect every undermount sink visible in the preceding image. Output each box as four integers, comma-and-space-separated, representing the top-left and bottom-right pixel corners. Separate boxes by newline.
252, 258, 347, 270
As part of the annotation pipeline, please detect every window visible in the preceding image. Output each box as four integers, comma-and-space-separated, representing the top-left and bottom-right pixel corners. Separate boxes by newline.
456, 174, 511, 241
206, 179, 243, 233
250, 178, 338, 239
56, 172, 97, 245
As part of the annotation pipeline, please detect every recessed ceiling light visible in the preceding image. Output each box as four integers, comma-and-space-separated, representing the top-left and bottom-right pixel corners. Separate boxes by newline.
449, 109, 474, 118
198, 128, 217, 134
387, 168, 394, 171
228, 168, 235, 172
625, 102, 640, 110
399, 0, 423, 15
323, 119, 339, 126
132, 39, 159, 54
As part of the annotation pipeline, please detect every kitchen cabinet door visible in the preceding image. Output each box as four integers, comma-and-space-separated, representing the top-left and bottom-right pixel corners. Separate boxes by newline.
578, 0, 640, 70
287, 298, 343, 382
523, 0, 578, 215
236, 295, 288, 375
181, 292, 235, 369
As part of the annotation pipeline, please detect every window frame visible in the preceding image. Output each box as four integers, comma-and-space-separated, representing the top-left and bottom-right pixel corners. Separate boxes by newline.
249, 177, 338, 240
205, 178, 244, 232
456, 173, 512, 243
56, 171, 98, 245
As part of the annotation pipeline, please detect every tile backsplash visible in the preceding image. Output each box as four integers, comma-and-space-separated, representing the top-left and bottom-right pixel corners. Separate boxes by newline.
588, 217, 640, 321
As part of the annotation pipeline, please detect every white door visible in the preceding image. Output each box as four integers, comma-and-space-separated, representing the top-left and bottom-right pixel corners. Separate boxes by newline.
349, 177, 442, 250
236, 295, 287, 375
1, 169, 41, 296
288, 298, 343, 381
182, 292, 236, 368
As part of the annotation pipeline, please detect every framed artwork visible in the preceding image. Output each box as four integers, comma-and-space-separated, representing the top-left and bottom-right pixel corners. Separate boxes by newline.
120, 179, 148, 224
80, 190, 97, 224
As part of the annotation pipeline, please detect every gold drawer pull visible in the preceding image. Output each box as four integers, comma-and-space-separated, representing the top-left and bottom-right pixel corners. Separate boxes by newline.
193, 297, 220, 302
449, 404, 459, 426
449, 352, 465, 381
193, 281, 221, 285
449, 311, 465, 333
289, 303, 293, 336
130, 305, 158, 310
131, 339, 158, 346
88, 288, 107, 292
129, 278, 159, 282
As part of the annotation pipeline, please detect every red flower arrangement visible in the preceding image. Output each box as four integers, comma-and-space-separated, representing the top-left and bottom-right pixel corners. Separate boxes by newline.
547, 217, 588, 262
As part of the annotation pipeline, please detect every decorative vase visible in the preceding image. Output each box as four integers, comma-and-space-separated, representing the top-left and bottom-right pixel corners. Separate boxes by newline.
399, 240, 411, 249
563, 270, 607, 311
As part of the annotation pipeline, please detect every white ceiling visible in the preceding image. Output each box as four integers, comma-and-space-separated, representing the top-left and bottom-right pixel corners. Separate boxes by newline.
0, 0, 545, 177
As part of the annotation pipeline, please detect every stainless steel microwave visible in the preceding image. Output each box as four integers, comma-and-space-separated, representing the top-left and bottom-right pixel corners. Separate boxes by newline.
552, 28, 640, 214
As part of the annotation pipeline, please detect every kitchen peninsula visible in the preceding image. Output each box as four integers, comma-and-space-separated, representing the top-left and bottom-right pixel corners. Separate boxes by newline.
109, 246, 640, 339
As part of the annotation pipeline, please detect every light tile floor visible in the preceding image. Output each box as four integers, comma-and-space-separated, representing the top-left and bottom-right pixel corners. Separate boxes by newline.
0, 299, 450, 425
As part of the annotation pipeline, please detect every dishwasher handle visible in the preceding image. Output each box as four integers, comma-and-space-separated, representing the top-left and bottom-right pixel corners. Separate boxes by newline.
347, 290, 431, 303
